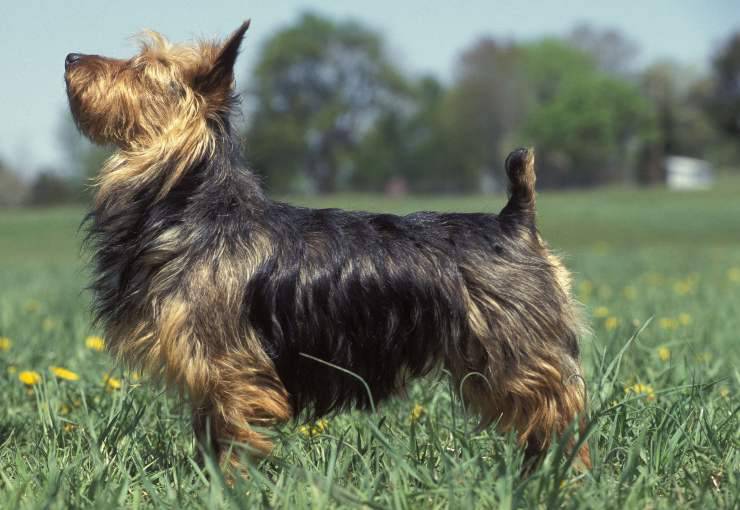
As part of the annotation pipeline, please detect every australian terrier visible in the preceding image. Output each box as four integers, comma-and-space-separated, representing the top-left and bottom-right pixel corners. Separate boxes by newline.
65, 21, 590, 470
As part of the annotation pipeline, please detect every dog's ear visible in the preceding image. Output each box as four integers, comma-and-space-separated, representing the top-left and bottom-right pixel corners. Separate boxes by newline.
195, 20, 250, 95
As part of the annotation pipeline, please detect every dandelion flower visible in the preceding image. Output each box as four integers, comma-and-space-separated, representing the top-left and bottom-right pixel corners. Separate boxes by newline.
657, 346, 671, 362
718, 386, 730, 399
605, 317, 620, 331
625, 382, 655, 401
299, 418, 329, 438
622, 286, 637, 300
673, 275, 698, 296
695, 352, 712, 364
593, 306, 609, 318
658, 317, 677, 330
24, 300, 41, 313
578, 280, 593, 301
592, 241, 609, 255
728, 267, 740, 283
644, 273, 664, 286
63, 423, 77, 433
42, 318, 57, 332
0, 337, 11, 352
103, 374, 122, 390
50, 366, 80, 381
677, 313, 692, 326
409, 403, 426, 424
85, 336, 105, 351
19, 370, 41, 386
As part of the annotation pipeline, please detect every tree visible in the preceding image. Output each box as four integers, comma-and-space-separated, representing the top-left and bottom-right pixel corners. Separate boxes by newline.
707, 32, 740, 136
0, 160, 28, 207
447, 37, 655, 188
58, 111, 111, 195
245, 13, 407, 193
518, 40, 657, 187
445, 39, 529, 187
641, 61, 717, 158
352, 77, 475, 193
27, 170, 76, 206
569, 24, 639, 77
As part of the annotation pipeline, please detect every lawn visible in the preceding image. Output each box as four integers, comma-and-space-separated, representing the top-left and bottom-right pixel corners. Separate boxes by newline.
0, 184, 738, 508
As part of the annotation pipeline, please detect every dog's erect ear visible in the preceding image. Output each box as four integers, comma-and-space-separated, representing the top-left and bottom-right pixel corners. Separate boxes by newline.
195, 20, 250, 94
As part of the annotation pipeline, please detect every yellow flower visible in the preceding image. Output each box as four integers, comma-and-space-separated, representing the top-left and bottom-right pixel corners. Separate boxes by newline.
718, 386, 730, 399
624, 383, 656, 401
578, 280, 593, 294
598, 285, 613, 299
103, 374, 121, 390
299, 418, 329, 438
728, 267, 740, 283
0, 337, 11, 351
658, 317, 677, 330
578, 280, 593, 301
42, 318, 57, 332
695, 352, 712, 364
49, 366, 80, 381
622, 286, 637, 300
24, 300, 41, 313
605, 317, 620, 331
63, 423, 77, 433
673, 274, 698, 296
592, 241, 609, 255
85, 336, 105, 351
677, 313, 692, 326
409, 403, 426, 424
593, 306, 610, 318
657, 346, 671, 362
644, 273, 664, 286
19, 370, 41, 386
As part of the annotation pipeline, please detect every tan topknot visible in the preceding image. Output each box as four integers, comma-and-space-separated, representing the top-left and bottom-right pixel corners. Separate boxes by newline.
65, 23, 250, 205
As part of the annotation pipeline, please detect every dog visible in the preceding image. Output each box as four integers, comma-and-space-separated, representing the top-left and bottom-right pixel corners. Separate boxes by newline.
65, 20, 590, 470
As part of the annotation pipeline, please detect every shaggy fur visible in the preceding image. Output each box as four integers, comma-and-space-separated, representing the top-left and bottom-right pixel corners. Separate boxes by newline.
65, 21, 590, 469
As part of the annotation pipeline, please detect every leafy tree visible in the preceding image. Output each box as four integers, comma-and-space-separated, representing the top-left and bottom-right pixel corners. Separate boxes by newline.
444, 39, 530, 187
58, 111, 111, 196
0, 159, 28, 207
707, 32, 740, 136
641, 61, 717, 158
522, 72, 656, 186
518, 40, 657, 187
569, 24, 639, 77
245, 13, 407, 193
353, 77, 474, 193
27, 170, 76, 206
445, 37, 655, 188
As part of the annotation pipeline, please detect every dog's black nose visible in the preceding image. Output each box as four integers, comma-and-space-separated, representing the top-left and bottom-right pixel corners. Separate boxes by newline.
65, 53, 84, 70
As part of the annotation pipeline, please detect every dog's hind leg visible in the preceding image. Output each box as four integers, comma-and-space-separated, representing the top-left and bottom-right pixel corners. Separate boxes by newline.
192, 349, 292, 466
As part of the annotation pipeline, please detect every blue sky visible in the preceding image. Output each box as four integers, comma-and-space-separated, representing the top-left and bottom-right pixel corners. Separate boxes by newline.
1, 0, 738, 176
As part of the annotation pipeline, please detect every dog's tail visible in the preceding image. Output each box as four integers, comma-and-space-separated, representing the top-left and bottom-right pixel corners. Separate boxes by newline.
499, 147, 537, 229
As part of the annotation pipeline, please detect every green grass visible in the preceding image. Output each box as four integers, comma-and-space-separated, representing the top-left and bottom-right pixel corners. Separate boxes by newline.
1, 184, 738, 508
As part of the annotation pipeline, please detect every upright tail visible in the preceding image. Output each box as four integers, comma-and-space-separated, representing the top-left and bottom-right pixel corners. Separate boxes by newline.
500, 147, 537, 229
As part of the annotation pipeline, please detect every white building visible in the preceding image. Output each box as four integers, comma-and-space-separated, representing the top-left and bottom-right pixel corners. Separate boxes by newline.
665, 156, 714, 190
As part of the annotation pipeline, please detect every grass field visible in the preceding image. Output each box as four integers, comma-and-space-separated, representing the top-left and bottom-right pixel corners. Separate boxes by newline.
1, 184, 738, 508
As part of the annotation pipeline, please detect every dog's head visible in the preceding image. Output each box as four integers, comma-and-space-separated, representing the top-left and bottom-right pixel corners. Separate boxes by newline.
64, 21, 250, 147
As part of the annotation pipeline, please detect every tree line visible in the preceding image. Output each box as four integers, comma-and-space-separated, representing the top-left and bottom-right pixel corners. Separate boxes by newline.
2, 13, 739, 206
